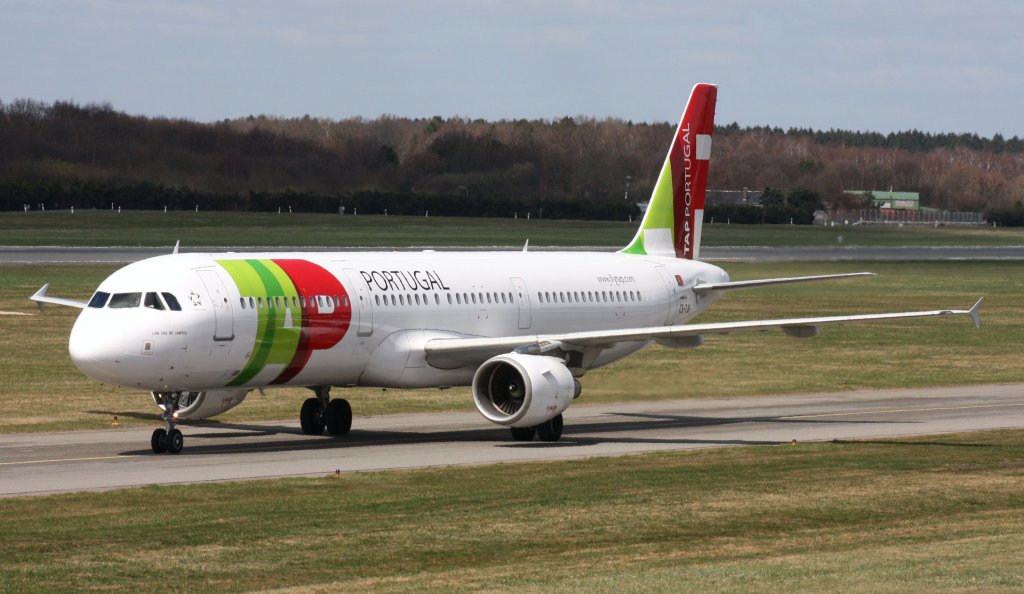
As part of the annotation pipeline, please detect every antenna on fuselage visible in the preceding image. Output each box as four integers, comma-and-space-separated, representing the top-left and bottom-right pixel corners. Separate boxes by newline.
522, 239, 529, 253
172, 240, 180, 255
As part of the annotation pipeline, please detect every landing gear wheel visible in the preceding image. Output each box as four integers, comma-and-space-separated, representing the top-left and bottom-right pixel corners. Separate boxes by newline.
300, 397, 325, 435
537, 414, 564, 442
325, 399, 352, 436
151, 428, 167, 454
510, 426, 536, 441
166, 428, 184, 454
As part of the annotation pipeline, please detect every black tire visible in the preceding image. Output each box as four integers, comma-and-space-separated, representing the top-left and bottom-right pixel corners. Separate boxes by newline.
510, 426, 536, 441
300, 397, 324, 435
537, 414, 564, 442
166, 429, 184, 454
151, 428, 167, 454
325, 399, 352, 436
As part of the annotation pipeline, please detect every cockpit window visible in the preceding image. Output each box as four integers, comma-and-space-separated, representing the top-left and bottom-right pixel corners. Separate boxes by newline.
161, 293, 182, 311
108, 292, 142, 308
88, 291, 110, 308
143, 292, 166, 310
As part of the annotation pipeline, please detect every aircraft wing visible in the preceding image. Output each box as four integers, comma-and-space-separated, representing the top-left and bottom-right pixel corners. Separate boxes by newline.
29, 283, 88, 311
424, 298, 983, 369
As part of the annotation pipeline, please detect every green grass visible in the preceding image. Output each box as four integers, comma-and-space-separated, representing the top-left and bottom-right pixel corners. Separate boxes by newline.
0, 260, 1018, 434
2, 429, 1023, 592
2, 210, 1024, 247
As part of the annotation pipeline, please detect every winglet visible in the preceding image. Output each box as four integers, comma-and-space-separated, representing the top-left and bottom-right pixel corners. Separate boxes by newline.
968, 297, 983, 329
31, 283, 51, 312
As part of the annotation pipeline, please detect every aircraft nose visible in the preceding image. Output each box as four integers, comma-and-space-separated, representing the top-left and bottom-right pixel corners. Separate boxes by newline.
68, 313, 124, 383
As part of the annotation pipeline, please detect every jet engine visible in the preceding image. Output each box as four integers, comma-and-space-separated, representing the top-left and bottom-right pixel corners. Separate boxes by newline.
150, 389, 249, 420
472, 353, 580, 428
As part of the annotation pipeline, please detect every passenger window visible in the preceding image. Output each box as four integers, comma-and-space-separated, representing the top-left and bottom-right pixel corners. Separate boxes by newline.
343, 296, 349, 308
88, 291, 110, 308
447, 294, 453, 305
108, 292, 142, 308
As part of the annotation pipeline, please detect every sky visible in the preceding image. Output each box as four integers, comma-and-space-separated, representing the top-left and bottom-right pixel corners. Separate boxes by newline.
2, 0, 1022, 137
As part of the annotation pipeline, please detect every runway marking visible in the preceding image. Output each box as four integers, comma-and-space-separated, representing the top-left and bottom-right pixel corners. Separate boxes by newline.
0, 454, 139, 466
0, 311, 34, 316
781, 403, 1024, 420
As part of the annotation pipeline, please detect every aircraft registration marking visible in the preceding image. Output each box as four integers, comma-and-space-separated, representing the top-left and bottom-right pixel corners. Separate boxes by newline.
781, 402, 1024, 420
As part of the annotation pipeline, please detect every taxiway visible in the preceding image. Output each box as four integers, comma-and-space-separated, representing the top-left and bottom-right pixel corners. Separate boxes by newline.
1, 383, 1021, 498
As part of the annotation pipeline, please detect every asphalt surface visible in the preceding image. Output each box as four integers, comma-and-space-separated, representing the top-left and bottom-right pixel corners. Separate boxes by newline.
3, 245, 1024, 264
2, 383, 1022, 498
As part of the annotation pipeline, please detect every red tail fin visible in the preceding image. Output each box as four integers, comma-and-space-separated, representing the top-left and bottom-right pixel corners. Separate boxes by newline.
621, 84, 717, 259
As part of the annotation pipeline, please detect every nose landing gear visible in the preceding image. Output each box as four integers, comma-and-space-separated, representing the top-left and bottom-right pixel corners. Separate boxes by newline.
150, 392, 184, 454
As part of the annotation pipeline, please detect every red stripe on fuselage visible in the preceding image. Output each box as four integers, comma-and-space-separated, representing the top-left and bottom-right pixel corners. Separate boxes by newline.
270, 259, 352, 385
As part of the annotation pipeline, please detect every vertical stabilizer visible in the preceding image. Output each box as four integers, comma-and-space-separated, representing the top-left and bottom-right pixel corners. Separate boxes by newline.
621, 83, 717, 259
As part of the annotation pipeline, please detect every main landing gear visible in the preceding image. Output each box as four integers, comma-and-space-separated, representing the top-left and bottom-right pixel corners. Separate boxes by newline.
510, 414, 564, 442
151, 391, 184, 454
300, 386, 352, 436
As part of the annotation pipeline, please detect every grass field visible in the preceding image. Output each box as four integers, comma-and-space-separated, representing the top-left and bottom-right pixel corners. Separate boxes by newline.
2, 219, 1022, 591
0, 260, 1019, 433
2, 210, 1024, 247
2, 429, 1023, 592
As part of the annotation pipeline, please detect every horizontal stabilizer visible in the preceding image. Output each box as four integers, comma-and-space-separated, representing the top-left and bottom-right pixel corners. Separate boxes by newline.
29, 283, 88, 311
693, 272, 875, 293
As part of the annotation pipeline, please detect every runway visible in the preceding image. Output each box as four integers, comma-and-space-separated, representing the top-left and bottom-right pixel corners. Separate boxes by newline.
3, 245, 1024, 263
1, 383, 1022, 498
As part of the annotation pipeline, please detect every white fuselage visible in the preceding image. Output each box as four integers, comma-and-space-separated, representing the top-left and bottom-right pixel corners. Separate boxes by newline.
68, 251, 729, 392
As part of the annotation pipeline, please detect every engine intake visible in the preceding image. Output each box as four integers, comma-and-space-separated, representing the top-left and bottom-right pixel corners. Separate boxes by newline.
472, 353, 578, 428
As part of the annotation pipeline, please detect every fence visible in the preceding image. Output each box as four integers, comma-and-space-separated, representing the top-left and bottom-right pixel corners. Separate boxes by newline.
823, 209, 986, 226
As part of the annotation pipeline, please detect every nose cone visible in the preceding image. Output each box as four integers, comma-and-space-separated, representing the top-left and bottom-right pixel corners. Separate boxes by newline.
69, 311, 124, 384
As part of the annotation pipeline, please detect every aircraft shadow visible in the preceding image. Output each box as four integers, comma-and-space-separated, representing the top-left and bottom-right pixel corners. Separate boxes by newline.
115, 409, 908, 457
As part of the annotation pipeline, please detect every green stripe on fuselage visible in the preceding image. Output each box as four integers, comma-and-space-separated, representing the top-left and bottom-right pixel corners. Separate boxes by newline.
217, 259, 302, 386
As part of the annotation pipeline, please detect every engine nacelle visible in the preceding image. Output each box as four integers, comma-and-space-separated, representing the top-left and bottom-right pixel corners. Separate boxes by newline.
151, 389, 249, 420
472, 353, 579, 428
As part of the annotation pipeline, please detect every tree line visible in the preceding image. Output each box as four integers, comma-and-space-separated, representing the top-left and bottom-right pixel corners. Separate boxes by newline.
0, 180, 635, 220
2, 98, 1022, 222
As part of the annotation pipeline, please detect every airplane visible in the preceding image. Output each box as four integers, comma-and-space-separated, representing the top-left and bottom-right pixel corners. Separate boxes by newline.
30, 83, 982, 454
